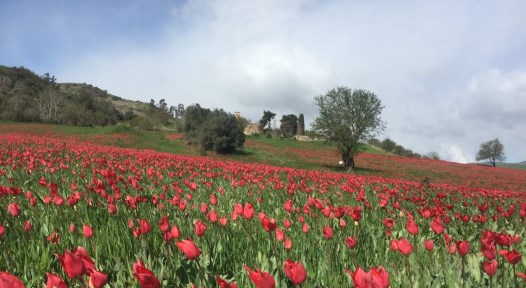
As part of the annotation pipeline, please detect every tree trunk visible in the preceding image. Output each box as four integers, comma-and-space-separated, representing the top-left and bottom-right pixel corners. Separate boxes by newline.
341, 151, 355, 171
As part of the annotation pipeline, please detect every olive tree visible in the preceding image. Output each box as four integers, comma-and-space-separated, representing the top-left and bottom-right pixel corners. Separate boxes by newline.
476, 138, 505, 167
312, 87, 385, 170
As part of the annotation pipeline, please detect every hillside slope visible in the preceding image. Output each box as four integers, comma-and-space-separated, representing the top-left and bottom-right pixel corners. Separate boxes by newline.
0, 65, 174, 129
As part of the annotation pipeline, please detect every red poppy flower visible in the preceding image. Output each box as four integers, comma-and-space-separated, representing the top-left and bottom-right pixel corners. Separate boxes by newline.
176, 239, 201, 260
208, 210, 218, 222
260, 215, 277, 232
496, 233, 511, 247
302, 223, 310, 234
390, 239, 398, 252
483, 260, 498, 276
346, 266, 389, 288
424, 239, 434, 251
108, 203, 117, 214
431, 217, 444, 234
88, 270, 108, 288
171, 225, 181, 239
220, 216, 228, 226
345, 236, 357, 249
243, 203, 254, 219
139, 219, 151, 234
400, 238, 413, 255
283, 259, 307, 285
194, 220, 206, 237
499, 250, 522, 265
0, 224, 5, 237
133, 259, 161, 288
405, 219, 418, 235
47, 233, 61, 244
216, 276, 238, 288
8, 203, 21, 217
159, 216, 170, 233
73, 247, 95, 273
0, 272, 25, 288
23, 220, 31, 232
284, 238, 292, 250
481, 238, 496, 260
83, 225, 93, 238
200, 202, 208, 214
275, 229, 285, 242
56, 250, 85, 279
45, 272, 67, 288
449, 243, 457, 255
244, 266, 275, 288
323, 226, 333, 239
456, 240, 470, 256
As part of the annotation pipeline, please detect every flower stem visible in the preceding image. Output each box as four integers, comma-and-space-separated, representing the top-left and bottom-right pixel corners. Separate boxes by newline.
513, 264, 517, 288
405, 256, 413, 287
461, 256, 465, 287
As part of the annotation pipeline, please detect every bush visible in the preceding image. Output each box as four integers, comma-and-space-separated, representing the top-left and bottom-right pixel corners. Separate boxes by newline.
183, 104, 245, 154
200, 109, 245, 154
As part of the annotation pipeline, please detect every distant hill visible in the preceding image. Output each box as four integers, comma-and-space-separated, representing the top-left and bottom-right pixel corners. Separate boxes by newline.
0, 65, 176, 129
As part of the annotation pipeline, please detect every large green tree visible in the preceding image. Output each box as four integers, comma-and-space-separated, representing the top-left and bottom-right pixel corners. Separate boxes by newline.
200, 109, 245, 154
312, 87, 385, 170
476, 138, 506, 167
183, 104, 245, 154
279, 114, 298, 137
258, 110, 276, 133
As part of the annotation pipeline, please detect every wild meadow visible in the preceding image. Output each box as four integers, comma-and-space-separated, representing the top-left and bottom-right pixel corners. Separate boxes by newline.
1, 123, 526, 287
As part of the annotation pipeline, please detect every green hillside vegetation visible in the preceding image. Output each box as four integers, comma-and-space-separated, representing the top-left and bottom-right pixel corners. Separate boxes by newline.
0, 65, 176, 130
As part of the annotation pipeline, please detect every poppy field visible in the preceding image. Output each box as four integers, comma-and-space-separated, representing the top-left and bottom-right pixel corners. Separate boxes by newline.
1, 125, 526, 287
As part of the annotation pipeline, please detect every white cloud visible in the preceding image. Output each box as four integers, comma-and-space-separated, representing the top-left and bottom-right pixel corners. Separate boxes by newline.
4, 0, 526, 162
440, 143, 470, 164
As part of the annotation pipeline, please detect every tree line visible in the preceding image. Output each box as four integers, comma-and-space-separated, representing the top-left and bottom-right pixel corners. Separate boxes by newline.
367, 138, 440, 160
257, 111, 306, 138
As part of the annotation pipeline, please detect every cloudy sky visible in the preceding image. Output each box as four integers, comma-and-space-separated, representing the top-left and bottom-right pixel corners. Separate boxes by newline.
1, 0, 525, 163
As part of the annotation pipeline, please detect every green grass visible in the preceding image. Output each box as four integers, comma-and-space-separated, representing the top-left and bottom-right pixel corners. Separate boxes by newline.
49, 124, 190, 155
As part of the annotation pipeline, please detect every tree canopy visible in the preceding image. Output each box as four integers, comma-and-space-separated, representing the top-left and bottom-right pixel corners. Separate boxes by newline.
258, 110, 276, 133
279, 114, 298, 137
476, 138, 506, 167
183, 104, 245, 154
312, 86, 385, 170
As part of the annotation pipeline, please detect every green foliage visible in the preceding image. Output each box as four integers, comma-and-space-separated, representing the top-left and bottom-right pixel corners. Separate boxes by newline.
312, 86, 385, 169
258, 110, 276, 133
424, 152, 440, 160
476, 138, 506, 167
376, 138, 422, 158
201, 110, 245, 153
129, 116, 156, 130
183, 104, 211, 142
183, 104, 245, 154
0, 65, 177, 129
279, 114, 298, 138
297, 113, 305, 136
235, 116, 250, 131
380, 138, 397, 153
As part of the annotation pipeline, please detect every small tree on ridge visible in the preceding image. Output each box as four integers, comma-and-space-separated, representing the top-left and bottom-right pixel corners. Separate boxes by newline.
476, 138, 506, 167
